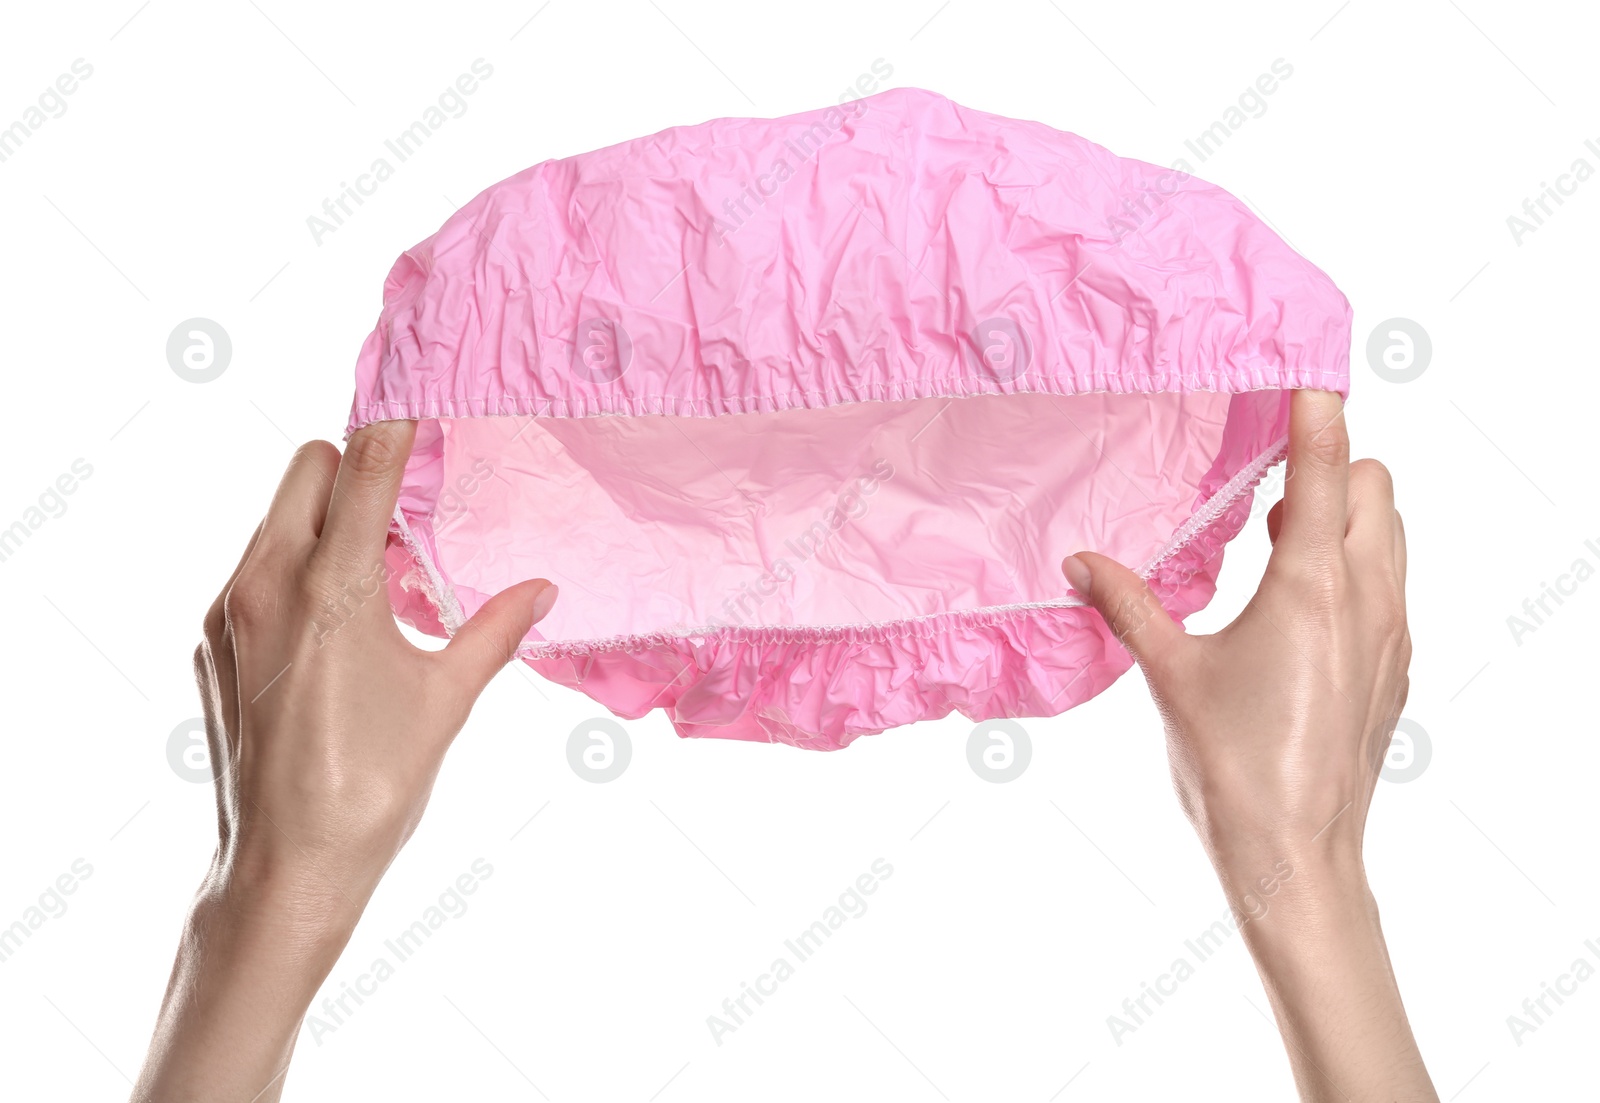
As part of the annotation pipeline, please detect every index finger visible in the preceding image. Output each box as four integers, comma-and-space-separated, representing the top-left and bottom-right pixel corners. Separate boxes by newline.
317, 419, 417, 567
1276, 389, 1349, 557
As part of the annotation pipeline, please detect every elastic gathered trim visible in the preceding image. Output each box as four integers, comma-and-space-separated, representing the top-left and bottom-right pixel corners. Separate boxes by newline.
347, 370, 1347, 436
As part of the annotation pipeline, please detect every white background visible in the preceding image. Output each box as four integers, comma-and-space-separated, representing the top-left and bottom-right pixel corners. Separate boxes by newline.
1, 1, 1596, 1099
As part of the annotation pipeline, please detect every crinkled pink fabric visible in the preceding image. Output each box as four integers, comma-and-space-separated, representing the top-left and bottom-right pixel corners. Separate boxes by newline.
348, 87, 1351, 750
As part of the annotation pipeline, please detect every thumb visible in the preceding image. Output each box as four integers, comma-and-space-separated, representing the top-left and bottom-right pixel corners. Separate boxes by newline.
1062, 552, 1185, 668
443, 579, 558, 695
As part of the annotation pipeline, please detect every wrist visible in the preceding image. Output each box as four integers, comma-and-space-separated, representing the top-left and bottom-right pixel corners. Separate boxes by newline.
1235, 860, 1382, 956
1195, 799, 1370, 914
204, 846, 368, 957
1212, 846, 1391, 1006
131, 864, 359, 1102
171, 865, 361, 1039
1202, 835, 1380, 952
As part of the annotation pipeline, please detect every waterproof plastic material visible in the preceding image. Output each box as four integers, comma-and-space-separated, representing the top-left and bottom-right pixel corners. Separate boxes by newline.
346, 87, 1351, 750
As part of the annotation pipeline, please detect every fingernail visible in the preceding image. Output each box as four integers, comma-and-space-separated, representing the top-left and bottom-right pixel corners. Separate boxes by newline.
530, 581, 559, 622
1062, 555, 1092, 595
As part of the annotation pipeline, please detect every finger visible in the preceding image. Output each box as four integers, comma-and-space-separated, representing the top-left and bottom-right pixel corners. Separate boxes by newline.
1266, 498, 1284, 546
192, 642, 238, 841
318, 420, 417, 569
205, 520, 264, 642
1393, 511, 1407, 591
259, 441, 342, 556
1344, 458, 1396, 570
442, 580, 558, 698
1276, 389, 1349, 558
1063, 552, 1186, 669
199, 520, 267, 794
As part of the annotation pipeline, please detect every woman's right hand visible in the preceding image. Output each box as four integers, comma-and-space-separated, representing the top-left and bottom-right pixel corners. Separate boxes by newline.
1062, 389, 1435, 1102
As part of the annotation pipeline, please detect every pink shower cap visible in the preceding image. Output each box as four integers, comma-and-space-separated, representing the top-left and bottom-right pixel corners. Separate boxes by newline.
347, 87, 1351, 751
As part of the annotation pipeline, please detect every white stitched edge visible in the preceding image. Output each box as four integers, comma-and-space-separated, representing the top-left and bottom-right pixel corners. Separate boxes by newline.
391, 437, 1288, 658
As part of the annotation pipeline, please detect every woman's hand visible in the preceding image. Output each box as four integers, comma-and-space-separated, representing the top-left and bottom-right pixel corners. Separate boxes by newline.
133, 420, 555, 1103
1063, 390, 1436, 1102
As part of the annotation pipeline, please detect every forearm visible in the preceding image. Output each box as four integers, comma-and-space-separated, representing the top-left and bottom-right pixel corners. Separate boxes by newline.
132, 867, 361, 1103
136, 422, 543, 1099
1230, 853, 1436, 1102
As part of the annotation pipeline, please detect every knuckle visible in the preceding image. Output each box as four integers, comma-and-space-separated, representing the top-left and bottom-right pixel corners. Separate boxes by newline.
1306, 574, 1344, 612
293, 439, 342, 479
1350, 458, 1394, 493
342, 425, 405, 479
296, 439, 340, 464
202, 597, 226, 643
1372, 599, 1405, 636
1303, 423, 1350, 469
1367, 587, 1408, 639
308, 539, 381, 589
222, 573, 274, 629
1275, 558, 1343, 608
304, 547, 390, 630
301, 558, 345, 615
